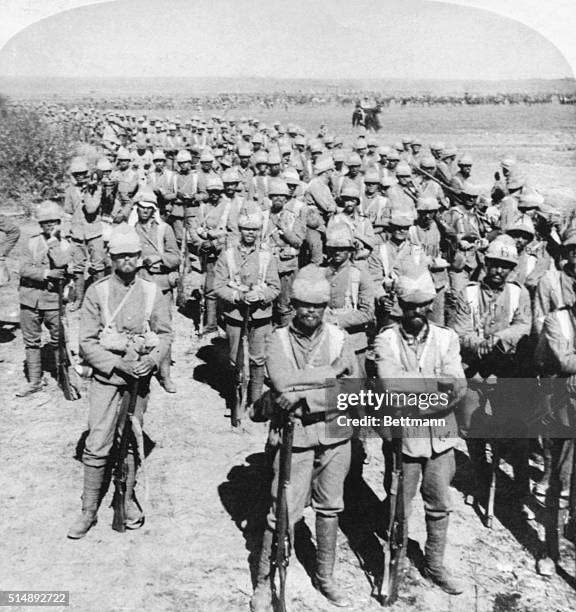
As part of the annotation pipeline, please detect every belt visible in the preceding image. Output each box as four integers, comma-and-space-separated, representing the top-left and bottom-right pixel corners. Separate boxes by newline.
301, 411, 326, 425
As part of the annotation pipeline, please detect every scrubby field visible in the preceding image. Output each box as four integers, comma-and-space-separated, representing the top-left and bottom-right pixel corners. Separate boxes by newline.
0, 102, 575, 612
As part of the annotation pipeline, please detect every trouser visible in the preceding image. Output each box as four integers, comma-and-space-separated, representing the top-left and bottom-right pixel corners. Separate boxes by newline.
82, 377, 150, 468
157, 290, 174, 381
226, 317, 271, 368
203, 259, 218, 329
383, 445, 455, 521
20, 306, 59, 349
266, 440, 351, 530
70, 236, 106, 275
275, 270, 296, 327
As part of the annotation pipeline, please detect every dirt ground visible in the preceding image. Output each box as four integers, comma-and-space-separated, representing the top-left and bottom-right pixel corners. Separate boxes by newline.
1, 103, 576, 612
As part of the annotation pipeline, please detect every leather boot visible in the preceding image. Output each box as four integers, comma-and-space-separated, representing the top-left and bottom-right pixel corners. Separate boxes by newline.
423, 515, 464, 595
250, 527, 274, 612
249, 365, 266, 405
69, 275, 86, 312
16, 348, 43, 397
204, 298, 218, 334
158, 347, 176, 393
124, 453, 144, 530
67, 465, 105, 539
313, 515, 350, 607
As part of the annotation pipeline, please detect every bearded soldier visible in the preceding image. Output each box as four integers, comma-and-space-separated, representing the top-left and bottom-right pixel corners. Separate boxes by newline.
374, 270, 467, 595
68, 225, 172, 539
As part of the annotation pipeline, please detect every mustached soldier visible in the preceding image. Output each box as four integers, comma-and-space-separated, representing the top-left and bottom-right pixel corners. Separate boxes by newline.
67, 225, 172, 539
374, 271, 467, 595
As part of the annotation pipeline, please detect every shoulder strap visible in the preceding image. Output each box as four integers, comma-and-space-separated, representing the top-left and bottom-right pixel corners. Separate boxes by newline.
225, 247, 240, 284
348, 267, 360, 309
325, 324, 346, 362
156, 221, 167, 255
379, 244, 390, 278
257, 249, 271, 284
141, 279, 157, 323
555, 309, 573, 343
506, 283, 521, 324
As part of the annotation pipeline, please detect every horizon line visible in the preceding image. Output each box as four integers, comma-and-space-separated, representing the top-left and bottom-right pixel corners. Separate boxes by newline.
0, 75, 574, 83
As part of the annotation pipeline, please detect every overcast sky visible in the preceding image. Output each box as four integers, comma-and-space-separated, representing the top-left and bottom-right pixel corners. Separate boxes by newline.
0, 0, 572, 80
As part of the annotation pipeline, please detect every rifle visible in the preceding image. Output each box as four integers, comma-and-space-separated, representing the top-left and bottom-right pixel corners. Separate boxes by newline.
57, 278, 81, 401
112, 375, 140, 533
232, 303, 251, 427
175, 226, 189, 309
270, 410, 295, 611
380, 430, 406, 606
197, 251, 207, 337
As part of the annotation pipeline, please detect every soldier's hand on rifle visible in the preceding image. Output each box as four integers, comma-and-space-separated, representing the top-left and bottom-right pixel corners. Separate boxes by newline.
276, 391, 300, 412
379, 294, 395, 313
116, 359, 139, 377
45, 268, 66, 280
200, 240, 211, 251
243, 289, 261, 303
133, 355, 156, 378
478, 336, 496, 358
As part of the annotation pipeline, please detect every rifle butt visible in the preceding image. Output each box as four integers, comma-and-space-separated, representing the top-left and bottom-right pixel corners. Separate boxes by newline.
111, 491, 127, 533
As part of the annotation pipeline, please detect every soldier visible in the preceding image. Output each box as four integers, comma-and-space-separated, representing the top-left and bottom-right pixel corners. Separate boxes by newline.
236, 146, 255, 199
499, 169, 526, 231
387, 163, 419, 222
449, 184, 490, 290
16, 201, 73, 396
197, 150, 218, 200
417, 156, 448, 208
261, 180, 306, 326
111, 147, 139, 222
491, 155, 517, 203
338, 152, 363, 197
447, 236, 532, 514
171, 149, 199, 245
386, 148, 401, 174
321, 222, 374, 374
360, 168, 386, 223
147, 149, 176, 220
250, 265, 359, 611
132, 192, 180, 393
304, 157, 337, 265
67, 225, 172, 539
374, 270, 467, 595
533, 229, 576, 335
0, 212, 21, 260
189, 177, 231, 334
330, 184, 375, 270
213, 211, 280, 417
436, 148, 457, 185
409, 198, 450, 324
450, 154, 473, 197
64, 157, 106, 310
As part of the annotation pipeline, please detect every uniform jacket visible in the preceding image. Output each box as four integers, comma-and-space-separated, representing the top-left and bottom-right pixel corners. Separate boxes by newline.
213, 242, 281, 321
448, 280, 531, 366
533, 266, 576, 335
135, 220, 180, 292
266, 321, 360, 448
322, 260, 374, 352
79, 274, 172, 386
64, 184, 103, 240
0, 214, 21, 257
374, 322, 466, 457
19, 232, 73, 309
261, 204, 307, 273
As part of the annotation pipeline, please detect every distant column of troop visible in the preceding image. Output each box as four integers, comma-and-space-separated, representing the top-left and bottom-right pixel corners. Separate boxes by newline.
3, 109, 575, 607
